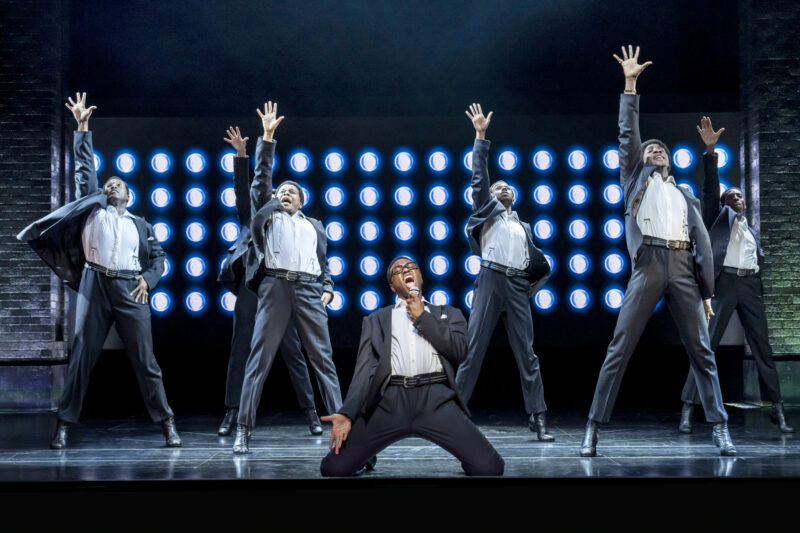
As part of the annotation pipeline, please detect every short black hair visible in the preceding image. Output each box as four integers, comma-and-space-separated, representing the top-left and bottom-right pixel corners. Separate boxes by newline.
721, 186, 742, 206
385, 255, 414, 285
276, 180, 305, 205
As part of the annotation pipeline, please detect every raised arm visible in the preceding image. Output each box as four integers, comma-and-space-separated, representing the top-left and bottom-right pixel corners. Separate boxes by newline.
613, 46, 651, 188
66, 92, 98, 199
250, 101, 284, 216
465, 103, 494, 212
697, 116, 726, 228
224, 126, 252, 226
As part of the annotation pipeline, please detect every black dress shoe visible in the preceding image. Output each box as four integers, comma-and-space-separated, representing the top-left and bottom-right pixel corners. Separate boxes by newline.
365, 455, 378, 471
579, 420, 598, 457
769, 402, 795, 433
306, 408, 323, 436
712, 422, 736, 456
679, 402, 694, 434
529, 412, 555, 441
50, 420, 69, 450
233, 424, 250, 454
162, 417, 182, 447
218, 408, 238, 436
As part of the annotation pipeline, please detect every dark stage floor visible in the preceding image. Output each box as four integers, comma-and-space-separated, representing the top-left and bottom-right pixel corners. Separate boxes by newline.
1, 406, 798, 482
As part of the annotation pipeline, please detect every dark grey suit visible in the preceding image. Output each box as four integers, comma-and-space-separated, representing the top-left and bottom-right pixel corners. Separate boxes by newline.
237, 137, 342, 428
17, 131, 173, 424
320, 304, 504, 477
587, 94, 728, 424
681, 153, 782, 404
455, 138, 551, 415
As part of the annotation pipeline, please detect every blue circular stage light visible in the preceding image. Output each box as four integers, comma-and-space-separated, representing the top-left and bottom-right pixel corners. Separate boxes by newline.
150, 290, 172, 314
359, 255, 381, 277
603, 217, 624, 240
219, 150, 236, 174
125, 186, 137, 209
324, 186, 346, 208
428, 150, 449, 172
603, 252, 626, 275
161, 257, 171, 279
568, 252, 591, 276
323, 150, 346, 174
464, 255, 481, 277
220, 291, 237, 313
220, 221, 239, 243
153, 221, 172, 243
462, 186, 474, 207
568, 218, 590, 241
603, 183, 623, 205
567, 149, 589, 171
393, 151, 415, 173
462, 150, 473, 171
220, 187, 236, 208
428, 185, 449, 207
429, 255, 450, 277
326, 221, 345, 243
299, 186, 312, 207
430, 289, 450, 306
359, 150, 380, 173
185, 221, 207, 243
568, 184, 589, 206
464, 289, 474, 310
185, 256, 207, 278
150, 187, 171, 209
360, 290, 381, 312
328, 255, 346, 278
185, 152, 206, 174
603, 287, 625, 311
498, 149, 519, 171
568, 288, 592, 311
673, 148, 694, 169
93, 151, 103, 173
532, 184, 554, 206
394, 220, 415, 242
715, 145, 731, 169
359, 186, 380, 207
678, 181, 696, 195
532, 150, 554, 171
428, 219, 450, 241
359, 220, 381, 242
534, 289, 556, 311
150, 152, 171, 174
327, 290, 346, 312
543, 251, 556, 274
185, 291, 207, 313
115, 151, 136, 175
393, 186, 415, 207
288, 150, 311, 175
533, 219, 555, 241
185, 187, 207, 208
602, 149, 620, 170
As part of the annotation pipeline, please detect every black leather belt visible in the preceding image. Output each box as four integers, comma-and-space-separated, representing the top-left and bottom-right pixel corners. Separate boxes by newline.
722, 266, 758, 277
641, 236, 691, 251
389, 372, 448, 389
480, 259, 528, 278
85, 261, 140, 280
260, 266, 323, 283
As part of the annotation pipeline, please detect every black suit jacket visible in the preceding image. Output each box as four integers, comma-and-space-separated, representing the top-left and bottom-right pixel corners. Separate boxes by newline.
700, 153, 764, 281
617, 94, 714, 299
465, 139, 551, 297
339, 303, 469, 423
217, 155, 253, 295
16, 131, 165, 292
244, 138, 333, 293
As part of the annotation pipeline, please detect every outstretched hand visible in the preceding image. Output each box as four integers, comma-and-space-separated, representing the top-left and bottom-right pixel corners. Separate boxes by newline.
224, 126, 249, 156
696, 116, 725, 152
320, 413, 352, 455
465, 103, 493, 140
65, 92, 97, 132
613, 45, 652, 80
256, 101, 284, 142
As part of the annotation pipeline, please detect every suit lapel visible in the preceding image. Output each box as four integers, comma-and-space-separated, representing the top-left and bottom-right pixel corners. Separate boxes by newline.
132, 216, 148, 268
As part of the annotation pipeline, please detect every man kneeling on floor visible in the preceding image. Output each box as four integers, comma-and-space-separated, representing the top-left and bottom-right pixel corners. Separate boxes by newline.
320, 256, 504, 477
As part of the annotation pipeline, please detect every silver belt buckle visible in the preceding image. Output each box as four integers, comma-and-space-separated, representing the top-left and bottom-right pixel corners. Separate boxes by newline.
666, 240, 678, 250
105, 266, 118, 277
286, 270, 298, 281
505, 266, 514, 277
737, 268, 747, 277
402, 376, 417, 388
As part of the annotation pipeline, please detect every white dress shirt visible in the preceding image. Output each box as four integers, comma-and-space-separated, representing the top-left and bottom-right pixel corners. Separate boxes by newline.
265, 210, 322, 275
390, 298, 443, 377
723, 215, 759, 272
636, 172, 689, 241
81, 205, 141, 271
480, 210, 529, 270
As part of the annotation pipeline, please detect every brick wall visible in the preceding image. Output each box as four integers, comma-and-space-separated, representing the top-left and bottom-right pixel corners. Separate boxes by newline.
0, 0, 68, 361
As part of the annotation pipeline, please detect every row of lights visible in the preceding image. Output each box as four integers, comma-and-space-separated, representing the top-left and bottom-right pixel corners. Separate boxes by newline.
94, 145, 733, 177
